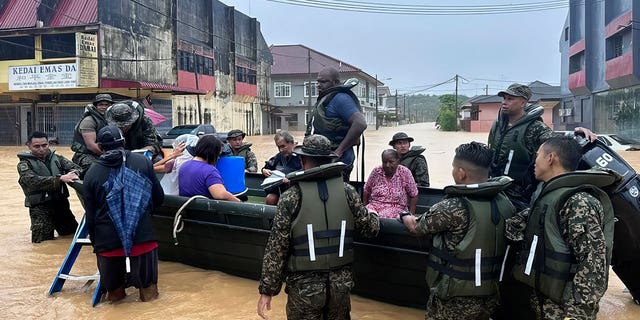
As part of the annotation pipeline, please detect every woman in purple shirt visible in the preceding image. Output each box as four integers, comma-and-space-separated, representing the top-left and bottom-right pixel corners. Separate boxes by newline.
178, 135, 240, 202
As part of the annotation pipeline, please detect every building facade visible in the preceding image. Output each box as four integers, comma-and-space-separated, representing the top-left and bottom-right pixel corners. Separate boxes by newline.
268, 44, 381, 133
0, 0, 271, 145
559, 0, 640, 139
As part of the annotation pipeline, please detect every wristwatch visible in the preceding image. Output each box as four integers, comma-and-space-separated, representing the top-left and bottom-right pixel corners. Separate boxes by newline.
399, 211, 411, 220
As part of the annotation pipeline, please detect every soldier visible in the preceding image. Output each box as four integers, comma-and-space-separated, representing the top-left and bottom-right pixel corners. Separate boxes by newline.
306, 67, 367, 180
17, 131, 81, 243
507, 136, 619, 320
389, 132, 430, 187
104, 100, 162, 160
488, 83, 597, 320
226, 129, 258, 172
257, 134, 380, 320
71, 93, 113, 172
402, 142, 515, 320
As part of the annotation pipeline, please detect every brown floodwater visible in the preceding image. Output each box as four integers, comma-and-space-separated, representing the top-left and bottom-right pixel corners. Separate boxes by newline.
0, 122, 638, 319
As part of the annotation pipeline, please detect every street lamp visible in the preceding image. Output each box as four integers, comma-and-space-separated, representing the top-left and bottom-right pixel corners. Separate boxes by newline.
375, 75, 392, 130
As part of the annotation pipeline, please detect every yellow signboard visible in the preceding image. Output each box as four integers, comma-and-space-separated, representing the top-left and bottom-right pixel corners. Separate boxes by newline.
76, 32, 98, 87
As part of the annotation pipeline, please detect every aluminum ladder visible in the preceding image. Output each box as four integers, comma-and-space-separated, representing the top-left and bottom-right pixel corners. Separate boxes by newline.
48, 215, 103, 306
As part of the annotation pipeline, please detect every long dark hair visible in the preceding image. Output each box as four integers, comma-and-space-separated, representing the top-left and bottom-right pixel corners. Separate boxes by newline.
194, 135, 223, 164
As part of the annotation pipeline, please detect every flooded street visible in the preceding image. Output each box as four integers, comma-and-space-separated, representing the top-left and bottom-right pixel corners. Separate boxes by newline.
0, 122, 638, 319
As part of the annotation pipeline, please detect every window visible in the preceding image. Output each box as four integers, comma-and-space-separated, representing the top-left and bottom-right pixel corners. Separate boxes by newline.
564, 27, 569, 41
236, 66, 256, 84
274, 82, 291, 97
42, 33, 76, 59
178, 51, 214, 76
304, 82, 318, 97
359, 83, 367, 97
569, 52, 584, 73
0, 36, 35, 60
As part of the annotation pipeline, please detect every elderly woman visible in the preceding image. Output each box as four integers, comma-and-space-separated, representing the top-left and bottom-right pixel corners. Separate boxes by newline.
178, 135, 240, 202
363, 149, 418, 219
159, 134, 199, 195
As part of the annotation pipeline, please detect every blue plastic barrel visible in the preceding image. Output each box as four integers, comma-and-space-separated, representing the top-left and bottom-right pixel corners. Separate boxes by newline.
216, 156, 248, 196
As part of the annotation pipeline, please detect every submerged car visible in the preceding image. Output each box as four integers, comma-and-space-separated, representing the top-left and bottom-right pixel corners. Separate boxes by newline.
162, 124, 226, 148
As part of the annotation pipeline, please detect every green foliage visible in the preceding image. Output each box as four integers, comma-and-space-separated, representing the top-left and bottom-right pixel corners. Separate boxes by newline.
437, 108, 457, 131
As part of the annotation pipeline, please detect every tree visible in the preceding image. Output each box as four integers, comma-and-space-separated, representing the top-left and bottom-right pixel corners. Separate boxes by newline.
436, 94, 460, 131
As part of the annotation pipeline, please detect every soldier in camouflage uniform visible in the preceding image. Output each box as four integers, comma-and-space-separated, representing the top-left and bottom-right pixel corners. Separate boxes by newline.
105, 101, 162, 159
71, 93, 113, 172
17, 132, 81, 243
488, 83, 596, 320
389, 132, 430, 187
402, 142, 515, 320
506, 136, 618, 320
226, 129, 258, 172
257, 134, 380, 320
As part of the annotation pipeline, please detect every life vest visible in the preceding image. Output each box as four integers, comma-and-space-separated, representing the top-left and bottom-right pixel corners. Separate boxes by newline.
512, 169, 619, 304
121, 100, 149, 151
306, 86, 361, 149
426, 176, 515, 300
399, 145, 426, 170
489, 105, 543, 182
71, 105, 108, 154
17, 150, 69, 207
286, 163, 355, 272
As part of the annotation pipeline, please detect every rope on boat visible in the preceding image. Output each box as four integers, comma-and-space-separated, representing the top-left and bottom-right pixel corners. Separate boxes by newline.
172, 195, 208, 245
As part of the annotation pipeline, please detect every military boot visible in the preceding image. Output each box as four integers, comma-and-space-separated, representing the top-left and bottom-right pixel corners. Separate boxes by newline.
106, 286, 126, 303
139, 283, 158, 302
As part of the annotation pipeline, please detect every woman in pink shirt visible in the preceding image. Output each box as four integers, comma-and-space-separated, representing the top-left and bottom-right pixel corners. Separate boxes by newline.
363, 149, 418, 219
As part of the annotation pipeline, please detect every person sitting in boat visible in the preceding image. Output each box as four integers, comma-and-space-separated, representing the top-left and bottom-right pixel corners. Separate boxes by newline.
159, 134, 199, 195
257, 134, 380, 320
389, 132, 430, 187
363, 149, 418, 219
261, 130, 302, 205
178, 135, 240, 202
224, 129, 258, 173
402, 142, 515, 320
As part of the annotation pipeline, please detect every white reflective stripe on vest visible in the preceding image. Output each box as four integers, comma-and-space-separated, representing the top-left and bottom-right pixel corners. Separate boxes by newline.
503, 150, 514, 175
307, 224, 316, 261
499, 245, 510, 282
475, 249, 482, 286
525, 235, 538, 275
339, 220, 346, 257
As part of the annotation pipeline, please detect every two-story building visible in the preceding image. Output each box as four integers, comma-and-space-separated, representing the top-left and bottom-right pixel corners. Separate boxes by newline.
558, 0, 640, 138
268, 44, 382, 132
0, 0, 271, 145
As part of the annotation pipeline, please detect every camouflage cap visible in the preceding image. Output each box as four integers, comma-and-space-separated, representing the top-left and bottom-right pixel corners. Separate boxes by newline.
93, 93, 114, 106
389, 132, 414, 146
105, 102, 139, 128
293, 134, 337, 158
227, 129, 246, 139
498, 83, 532, 101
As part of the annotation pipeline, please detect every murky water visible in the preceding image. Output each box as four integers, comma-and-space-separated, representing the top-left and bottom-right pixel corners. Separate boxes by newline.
0, 122, 637, 319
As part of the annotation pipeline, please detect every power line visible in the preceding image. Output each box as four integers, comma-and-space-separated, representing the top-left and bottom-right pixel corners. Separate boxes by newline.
266, 0, 579, 15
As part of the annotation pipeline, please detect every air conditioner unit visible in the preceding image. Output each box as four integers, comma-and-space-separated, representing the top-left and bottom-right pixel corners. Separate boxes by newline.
558, 108, 565, 116
298, 100, 305, 105
564, 108, 573, 116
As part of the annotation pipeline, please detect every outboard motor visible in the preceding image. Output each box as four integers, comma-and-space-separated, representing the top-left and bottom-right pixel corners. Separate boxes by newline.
570, 133, 640, 304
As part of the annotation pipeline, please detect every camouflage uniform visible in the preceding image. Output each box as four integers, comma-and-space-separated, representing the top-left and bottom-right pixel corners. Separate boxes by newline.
399, 146, 430, 187
233, 142, 258, 173
527, 192, 609, 320
414, 197, 497, 320
17, 150, 80, 243
259, 183, 379, 320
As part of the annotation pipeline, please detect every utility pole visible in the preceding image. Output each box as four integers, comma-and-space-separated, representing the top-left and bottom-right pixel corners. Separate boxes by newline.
375, 74, 379, 130
395, 89, 398, 125
454, 74, 459, 131
485, 84, 489, 95
193, 50, 202, 123
403, 94, 406, 124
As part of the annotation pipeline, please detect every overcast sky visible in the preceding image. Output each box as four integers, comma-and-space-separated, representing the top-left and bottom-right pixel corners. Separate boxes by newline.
223, 0, 569, 96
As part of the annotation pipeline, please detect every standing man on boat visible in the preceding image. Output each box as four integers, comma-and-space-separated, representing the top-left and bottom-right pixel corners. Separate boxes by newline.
389, 132, 430, 187
506, 136, 618, 319
402, 142, 515, 320
225, 129, 258, 172
306, 67, 367, 180
257, 134, 380, 320
17, 131, 81, 243
71, 93, 113, 172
